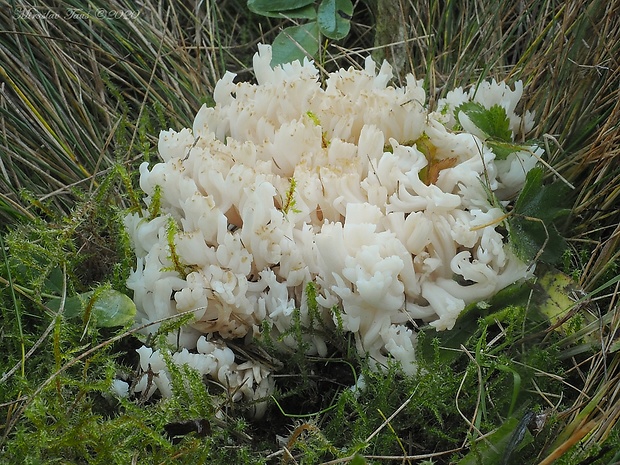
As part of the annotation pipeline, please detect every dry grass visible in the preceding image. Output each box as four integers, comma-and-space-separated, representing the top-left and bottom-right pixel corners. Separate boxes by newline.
0, 0, 263, 220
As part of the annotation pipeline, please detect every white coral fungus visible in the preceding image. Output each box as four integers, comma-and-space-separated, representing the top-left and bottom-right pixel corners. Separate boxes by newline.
125, 44, 539, 410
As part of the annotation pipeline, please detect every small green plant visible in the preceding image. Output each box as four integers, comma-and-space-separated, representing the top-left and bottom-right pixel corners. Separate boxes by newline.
456, 102, 523, 159
164, 217, 191, 278
456, 102, 572, 264
247, 0, 354, 65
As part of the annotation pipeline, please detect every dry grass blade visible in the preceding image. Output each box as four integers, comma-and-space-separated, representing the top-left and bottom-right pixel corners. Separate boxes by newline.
558, 282, 620, 444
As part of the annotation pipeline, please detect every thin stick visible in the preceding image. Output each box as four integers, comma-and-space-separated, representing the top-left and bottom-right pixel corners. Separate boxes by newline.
365, 390, 415, 444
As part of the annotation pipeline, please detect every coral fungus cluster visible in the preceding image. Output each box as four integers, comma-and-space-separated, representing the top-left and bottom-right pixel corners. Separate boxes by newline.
124, 44, 540, 410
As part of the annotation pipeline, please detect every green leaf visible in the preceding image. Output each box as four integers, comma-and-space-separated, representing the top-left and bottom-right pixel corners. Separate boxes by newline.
533, 268, 586, 335
248, 0, 315, 16
248, 4, 316, 19
47, 288, 136, 328
317, 0, 353, 39
457, 102, 512, 141
42, 267, 65, 295
513, 168, 568, 222
271, 23, 320, 66
456, 102, 529, 159
513, 166, 544, 212
508, 167, 571, 264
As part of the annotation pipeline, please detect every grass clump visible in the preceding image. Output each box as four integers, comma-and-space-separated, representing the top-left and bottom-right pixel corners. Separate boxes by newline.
0, 0, 260, 223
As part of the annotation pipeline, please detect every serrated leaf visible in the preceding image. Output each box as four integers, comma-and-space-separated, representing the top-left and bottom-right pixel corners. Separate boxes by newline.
317, 0, 353, 39
510, 218, 567, 264
271, 23, 319, 66
47, 288, 136, 328
514, 166, 544, 208
248, 0, 315, 15
508, 167, 571, 264
513, 167, 569, 222
457, 102, 512, 142
456, 102, 523, 159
